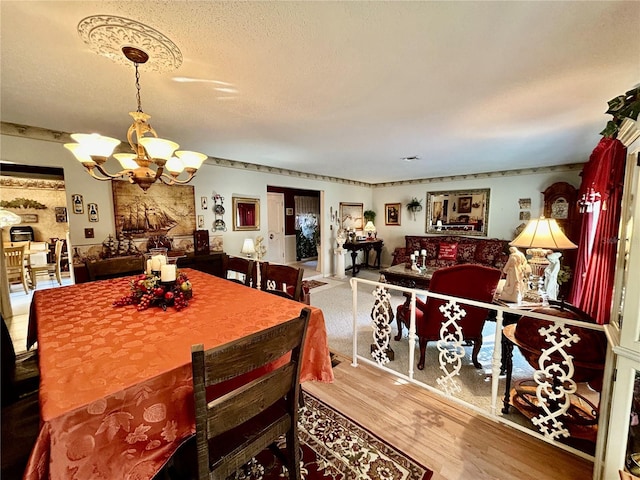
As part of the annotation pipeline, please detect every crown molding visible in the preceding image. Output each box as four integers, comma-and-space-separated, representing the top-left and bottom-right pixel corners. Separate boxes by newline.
1, 122, 583, 187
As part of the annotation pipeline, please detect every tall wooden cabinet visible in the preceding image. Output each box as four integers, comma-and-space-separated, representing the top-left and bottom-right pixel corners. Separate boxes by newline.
598, 144, 640, 479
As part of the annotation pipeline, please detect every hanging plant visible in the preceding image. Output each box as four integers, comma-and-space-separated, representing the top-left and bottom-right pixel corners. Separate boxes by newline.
406, 198, 423, 221
363, 210, 376, 223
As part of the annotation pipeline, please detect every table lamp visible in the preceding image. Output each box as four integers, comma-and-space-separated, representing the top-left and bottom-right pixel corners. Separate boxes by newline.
241, 238, 256, 258
241, 238, 262, 289
509, 216, 577, 302
364, 221, 376, 239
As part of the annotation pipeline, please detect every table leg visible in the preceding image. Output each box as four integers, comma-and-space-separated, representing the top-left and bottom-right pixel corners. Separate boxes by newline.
350, 250, 358, 277
502, 339, 514, 414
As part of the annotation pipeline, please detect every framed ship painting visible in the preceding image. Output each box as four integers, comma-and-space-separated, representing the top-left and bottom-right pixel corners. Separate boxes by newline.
112, 181, 196, 238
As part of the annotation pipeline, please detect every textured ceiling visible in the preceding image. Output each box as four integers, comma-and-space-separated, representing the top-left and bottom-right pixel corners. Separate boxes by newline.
1, 1, 639, 184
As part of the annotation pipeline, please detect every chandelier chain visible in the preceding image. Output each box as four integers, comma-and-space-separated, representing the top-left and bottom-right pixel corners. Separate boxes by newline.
134, 63, 143, 113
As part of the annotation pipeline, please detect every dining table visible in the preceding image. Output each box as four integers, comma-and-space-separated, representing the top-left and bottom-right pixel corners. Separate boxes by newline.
23, 268, 334, 480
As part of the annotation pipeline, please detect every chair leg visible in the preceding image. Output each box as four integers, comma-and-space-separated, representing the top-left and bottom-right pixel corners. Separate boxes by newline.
285, 429, 301, 480
417, 338, 427, 370
394, 310, 404, 341
21, 273, 29, 294
471, 336, 483, 369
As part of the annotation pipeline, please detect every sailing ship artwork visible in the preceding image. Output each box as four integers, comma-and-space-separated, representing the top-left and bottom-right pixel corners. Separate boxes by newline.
112, 181, 196, 238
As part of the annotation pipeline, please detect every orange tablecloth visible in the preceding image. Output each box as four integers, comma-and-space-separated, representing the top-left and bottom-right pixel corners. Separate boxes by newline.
24, 269, 333, 480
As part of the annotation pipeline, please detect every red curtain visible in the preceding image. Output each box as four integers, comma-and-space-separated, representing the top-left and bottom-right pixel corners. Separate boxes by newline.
569, 137, 627, 324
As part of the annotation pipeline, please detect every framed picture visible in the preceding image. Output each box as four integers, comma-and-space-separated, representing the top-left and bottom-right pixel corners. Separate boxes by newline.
286, 207, 294, 216
458, 196, 472, 213
88, 203, 99, 222
197, 215, 205, 229
19, 214, 38, 223
112, 181, 196, 238
385, 203, 401, 226
201, 196, 208, 210
426, 188, 490, 236
72, 194, 84, 214
210, 235, 223, 252
55, 207, 67, 223
339, 202, 363, 231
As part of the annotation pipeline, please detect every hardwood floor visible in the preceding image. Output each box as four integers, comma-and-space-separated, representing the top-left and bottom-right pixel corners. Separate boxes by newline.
303, 352, 593, 480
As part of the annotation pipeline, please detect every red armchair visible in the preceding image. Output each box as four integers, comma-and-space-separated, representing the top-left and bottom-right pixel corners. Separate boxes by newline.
395, 264, 502, 370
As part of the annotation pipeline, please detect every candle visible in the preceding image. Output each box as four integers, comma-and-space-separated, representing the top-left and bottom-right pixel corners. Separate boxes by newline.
146, 259, 152, 274
410, 254, 415, 261
151, 255, 162, 272
160, 264, 177, 282
414, 250, 419, 257
421, 249, 427, 256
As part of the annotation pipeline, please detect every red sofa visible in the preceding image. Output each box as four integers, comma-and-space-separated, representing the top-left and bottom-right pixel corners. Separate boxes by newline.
391, 235, 510, 270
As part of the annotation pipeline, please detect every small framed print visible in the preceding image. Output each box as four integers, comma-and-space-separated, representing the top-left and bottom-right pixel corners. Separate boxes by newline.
201, 196, 208, 210
211, 235, 223, 252
285, 208, 294, 216
84, 228, 94, 238
519, 210, 531, 221
55, 207, 67, 223
72, 194, 84, 214
197, 215, 205, 229
385, 203, 401, 226
88, 203, 99, 222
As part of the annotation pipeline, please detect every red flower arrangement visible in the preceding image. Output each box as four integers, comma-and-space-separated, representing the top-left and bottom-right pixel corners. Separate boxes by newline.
113, 271, 193, 311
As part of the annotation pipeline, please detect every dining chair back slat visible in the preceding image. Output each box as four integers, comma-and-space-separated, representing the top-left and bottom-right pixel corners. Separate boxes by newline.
221, 253, 255, 287
28, 239, 63, 288
190, 307, 310, 480
262, 263, 304, 301
4, 245, 29, 294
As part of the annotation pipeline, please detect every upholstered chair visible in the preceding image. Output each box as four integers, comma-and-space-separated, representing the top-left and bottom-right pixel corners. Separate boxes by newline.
396, 264, 502, 370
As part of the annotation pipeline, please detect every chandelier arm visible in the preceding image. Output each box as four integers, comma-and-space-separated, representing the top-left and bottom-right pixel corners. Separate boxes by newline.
88, 164, 133, 180
156, 171, 196, 186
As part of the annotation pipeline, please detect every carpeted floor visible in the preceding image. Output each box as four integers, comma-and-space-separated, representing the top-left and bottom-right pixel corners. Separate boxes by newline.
227, 393, 433, 479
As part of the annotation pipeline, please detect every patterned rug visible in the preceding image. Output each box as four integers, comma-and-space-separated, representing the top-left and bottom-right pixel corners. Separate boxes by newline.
230, 394, 433, 479
305, 280, 328, 290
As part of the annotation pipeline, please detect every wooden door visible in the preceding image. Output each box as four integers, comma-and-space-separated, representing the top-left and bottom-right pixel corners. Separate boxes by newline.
267, 192, 285, 263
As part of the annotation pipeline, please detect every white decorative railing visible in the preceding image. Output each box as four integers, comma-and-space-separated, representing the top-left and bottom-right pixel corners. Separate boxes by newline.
347, 276, 606, 461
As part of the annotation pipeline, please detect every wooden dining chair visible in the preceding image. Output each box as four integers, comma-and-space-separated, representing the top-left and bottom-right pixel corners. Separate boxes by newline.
262, 263, 304, 301
190, 307, 311, 480
221, 253, 255, 287
28, 239, 62, 288
4, 245, 29, 294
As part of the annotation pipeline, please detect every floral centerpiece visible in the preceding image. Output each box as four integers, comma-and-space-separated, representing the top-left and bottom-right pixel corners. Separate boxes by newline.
113, 271, 193, 311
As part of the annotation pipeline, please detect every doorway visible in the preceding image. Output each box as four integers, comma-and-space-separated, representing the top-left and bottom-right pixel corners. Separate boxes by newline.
1, 163, 72, 353
266, 186, 321, 271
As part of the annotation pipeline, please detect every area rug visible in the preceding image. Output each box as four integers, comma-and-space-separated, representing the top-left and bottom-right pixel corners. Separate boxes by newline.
305, 280, 328, 290
230, 394, 433, 479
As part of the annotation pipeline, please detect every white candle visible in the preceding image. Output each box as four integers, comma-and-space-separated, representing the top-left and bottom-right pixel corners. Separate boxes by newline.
160, 264, 176, 282
421, 249, 427, 256
414, 250, 419, 257
151, 256, 161, 271
159, 255, 167, 266
146, 259, 152, 274
410, 254, 415, 260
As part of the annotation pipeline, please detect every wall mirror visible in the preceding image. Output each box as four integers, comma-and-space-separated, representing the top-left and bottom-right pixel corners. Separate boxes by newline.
232, 196, 260, 231
425, 188, 490, 236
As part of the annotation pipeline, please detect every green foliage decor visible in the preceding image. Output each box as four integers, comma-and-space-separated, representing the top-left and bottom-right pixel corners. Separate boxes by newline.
0, 197, 47, 209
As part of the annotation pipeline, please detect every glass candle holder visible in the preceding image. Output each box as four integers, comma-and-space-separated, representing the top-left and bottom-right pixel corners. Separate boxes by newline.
145, 247, 168, 275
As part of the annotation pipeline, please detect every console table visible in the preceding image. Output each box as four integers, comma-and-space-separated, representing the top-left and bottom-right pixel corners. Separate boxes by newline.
344, 239, 383, 277
75, 252, 223, 283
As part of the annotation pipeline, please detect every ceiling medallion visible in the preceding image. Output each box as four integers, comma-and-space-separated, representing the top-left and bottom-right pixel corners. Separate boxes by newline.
77, 15, 182, 72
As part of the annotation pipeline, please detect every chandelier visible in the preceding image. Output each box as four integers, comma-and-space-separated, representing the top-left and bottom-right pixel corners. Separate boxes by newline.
64, 46, 206, 191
